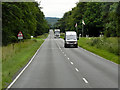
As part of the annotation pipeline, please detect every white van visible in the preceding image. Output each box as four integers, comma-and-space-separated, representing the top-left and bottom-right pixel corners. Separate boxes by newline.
54, 29, 60, 38
64, 31, 78, 48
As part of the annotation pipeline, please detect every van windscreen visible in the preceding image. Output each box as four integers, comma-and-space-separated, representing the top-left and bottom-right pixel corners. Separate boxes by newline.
66, 35, 76, 40
55, 31, 60, 34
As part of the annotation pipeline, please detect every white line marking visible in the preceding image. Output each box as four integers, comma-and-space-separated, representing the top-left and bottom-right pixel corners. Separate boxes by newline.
6, 39, 45, 89
70, 62, 73, 65
68, 58, 69, 60
83, 78, 88, 83
78, 47, 117, 65
75, 68, 79, 72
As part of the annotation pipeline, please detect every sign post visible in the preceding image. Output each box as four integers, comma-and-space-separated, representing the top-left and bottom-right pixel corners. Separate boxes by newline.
75, 23, 78, 37
82, 20, 85, 37
18, 31, 23, 48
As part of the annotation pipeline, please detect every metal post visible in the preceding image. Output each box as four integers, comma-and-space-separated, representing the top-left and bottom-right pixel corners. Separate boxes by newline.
76, 26, 78, 37
82, 24, 84, 37
20, 39, 21, 49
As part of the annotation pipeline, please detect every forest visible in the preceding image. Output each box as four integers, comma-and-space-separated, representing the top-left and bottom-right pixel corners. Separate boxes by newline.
2, 2, 49, 46
55, 2, 120, 37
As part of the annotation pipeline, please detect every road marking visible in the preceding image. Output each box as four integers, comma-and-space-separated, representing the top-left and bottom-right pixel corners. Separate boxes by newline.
63, 52, 64, 54
70, 62, 73, 65
83, 78, 88, 83
78, 47, 117, 65
75, 68, 79, 72
64, 54, 66, 56
59, 47, 61, 49
68, 58, 69, 60
6, 38, 46, 89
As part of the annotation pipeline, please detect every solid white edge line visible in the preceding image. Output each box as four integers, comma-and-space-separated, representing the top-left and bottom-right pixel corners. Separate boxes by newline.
6, 39, 46, 89
83, 78, 88, 83
78, 46, 117, 65
75, 68, 79, 72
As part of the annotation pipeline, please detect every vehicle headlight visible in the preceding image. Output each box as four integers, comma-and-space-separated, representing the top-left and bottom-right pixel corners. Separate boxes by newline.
74, 42, 77, 44
66, 42, 69, 44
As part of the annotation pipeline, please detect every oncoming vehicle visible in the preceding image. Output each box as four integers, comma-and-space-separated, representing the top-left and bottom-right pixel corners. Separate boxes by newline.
64, 31, 78, 48
54, 29, 60, 38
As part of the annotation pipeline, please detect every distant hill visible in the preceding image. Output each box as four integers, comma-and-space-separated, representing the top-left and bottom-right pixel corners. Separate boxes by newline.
45, 17, 60, 26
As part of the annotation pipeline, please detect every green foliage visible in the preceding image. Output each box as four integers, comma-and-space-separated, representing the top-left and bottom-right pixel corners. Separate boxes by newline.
60, 33, 65, 39
2, 2, 49, 46
56, 2, 119, 37
89, 37, 118, 55
102, 3, 118, 37
78, 37, 119, 64
10, 36, 18, 43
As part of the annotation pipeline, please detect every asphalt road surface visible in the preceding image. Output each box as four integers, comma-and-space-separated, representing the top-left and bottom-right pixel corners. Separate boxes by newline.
11, 30, 118, 88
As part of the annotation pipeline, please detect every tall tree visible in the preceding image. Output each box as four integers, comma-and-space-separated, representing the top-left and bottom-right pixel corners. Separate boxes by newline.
57, 2, 119, 37
2, 2, 49, 45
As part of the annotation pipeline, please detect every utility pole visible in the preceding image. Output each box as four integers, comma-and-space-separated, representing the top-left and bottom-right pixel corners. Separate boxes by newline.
82, 19, 85, 37
75, 23, 78, 36
82, 24, 84, 37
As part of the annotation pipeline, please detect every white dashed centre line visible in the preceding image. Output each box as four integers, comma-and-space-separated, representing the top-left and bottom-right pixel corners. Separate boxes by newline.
70, 62, 73, 65
83, 78, 88, 83
75, 68, 79, 72
68, 58, 69, 60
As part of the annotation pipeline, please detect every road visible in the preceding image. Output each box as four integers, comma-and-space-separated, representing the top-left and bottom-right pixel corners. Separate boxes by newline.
10, 30, 118, 88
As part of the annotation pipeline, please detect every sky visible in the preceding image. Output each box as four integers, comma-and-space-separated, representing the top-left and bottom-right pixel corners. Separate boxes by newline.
35, 0, 79, 18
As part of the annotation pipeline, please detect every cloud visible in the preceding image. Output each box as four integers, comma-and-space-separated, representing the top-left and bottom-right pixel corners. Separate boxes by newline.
35, 0, 79, 18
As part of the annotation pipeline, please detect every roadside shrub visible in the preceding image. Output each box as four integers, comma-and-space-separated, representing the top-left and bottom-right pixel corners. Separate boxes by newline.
89, 37, 118, 55
10, 36, 18, 43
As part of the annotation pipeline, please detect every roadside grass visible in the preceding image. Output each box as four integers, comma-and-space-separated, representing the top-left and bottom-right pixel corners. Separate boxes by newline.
60, 33, 65, 39
78, 37, 119, 64
2, 33, 48, 88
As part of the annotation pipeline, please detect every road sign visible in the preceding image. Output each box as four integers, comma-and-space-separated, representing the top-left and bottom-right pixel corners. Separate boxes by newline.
18, 31, 23, 39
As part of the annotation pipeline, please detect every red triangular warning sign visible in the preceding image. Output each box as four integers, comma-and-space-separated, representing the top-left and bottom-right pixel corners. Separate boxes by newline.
18, 31, 23, 37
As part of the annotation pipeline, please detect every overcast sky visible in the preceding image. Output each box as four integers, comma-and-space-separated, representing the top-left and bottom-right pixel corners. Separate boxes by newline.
35, 0, 79, 18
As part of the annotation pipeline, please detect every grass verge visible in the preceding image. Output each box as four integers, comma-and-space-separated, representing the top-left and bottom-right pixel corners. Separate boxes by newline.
78, 37, 119, 64
2, 33, 48, 88
60, 33, 65, 39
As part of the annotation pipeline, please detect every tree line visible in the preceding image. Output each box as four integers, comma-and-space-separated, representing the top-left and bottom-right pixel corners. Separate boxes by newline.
2, 2, 49, 46
55, 2, 120, 37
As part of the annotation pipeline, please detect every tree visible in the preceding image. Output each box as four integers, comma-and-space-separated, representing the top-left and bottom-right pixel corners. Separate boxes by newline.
57, 2, 119, 37
2, 2, 49, 45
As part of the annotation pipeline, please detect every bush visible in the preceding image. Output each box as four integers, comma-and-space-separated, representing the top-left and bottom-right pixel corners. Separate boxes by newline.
10, 36, 18, 43
89, 37, 118, 55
